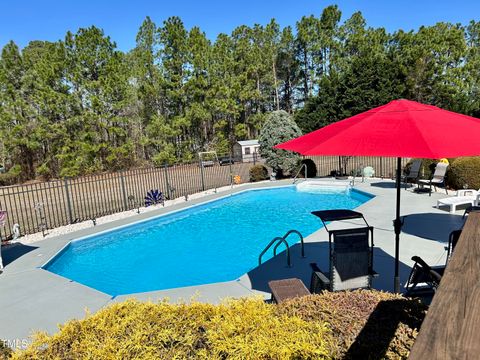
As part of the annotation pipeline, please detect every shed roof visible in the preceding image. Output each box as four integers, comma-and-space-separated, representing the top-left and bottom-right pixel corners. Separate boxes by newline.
237, 140, 259, 146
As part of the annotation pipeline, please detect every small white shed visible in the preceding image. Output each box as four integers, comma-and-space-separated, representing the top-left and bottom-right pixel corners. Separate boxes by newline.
233, 140, 261, 163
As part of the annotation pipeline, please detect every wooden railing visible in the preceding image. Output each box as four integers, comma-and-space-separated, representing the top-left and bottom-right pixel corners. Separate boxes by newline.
409, 212, 480, 359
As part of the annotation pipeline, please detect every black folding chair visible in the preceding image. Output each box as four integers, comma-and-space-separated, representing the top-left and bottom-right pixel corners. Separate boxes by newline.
310, 227, 377, 292
405, 256, 444, 296
445, 229, 461, 265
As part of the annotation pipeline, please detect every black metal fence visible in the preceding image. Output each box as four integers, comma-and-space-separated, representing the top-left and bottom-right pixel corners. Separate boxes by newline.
0, 155, 407, 240
0, 157, 262, 239
306, 156, 409, 178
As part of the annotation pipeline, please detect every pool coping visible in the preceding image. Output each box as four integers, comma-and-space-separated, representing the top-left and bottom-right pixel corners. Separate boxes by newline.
0, 178, 465, 344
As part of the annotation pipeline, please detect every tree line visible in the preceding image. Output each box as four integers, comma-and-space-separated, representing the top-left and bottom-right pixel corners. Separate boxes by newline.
0, 5, 479, 181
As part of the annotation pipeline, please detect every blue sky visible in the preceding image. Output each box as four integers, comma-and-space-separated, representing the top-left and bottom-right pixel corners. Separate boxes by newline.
1, 0, 478, 51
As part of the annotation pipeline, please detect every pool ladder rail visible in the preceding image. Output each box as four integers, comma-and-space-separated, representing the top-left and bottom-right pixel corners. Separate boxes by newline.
258, 230, 305, 267
292, 163, 308, 184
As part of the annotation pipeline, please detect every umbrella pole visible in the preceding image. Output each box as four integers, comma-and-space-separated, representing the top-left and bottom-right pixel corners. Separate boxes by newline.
394, 157, 402, 293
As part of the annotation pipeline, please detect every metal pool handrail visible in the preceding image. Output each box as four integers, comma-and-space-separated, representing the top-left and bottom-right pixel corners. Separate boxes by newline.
292, 163, 308, 184
258, 230, 305, 267
258, 237, 291, 267
273, 230, 305, 258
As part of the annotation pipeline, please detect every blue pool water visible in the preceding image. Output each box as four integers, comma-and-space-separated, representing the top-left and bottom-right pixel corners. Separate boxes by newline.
45, 186, 372, 295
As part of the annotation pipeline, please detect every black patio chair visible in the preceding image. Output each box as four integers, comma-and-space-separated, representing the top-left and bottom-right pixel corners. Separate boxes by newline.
463, 205, 480, 218
445, 229, 462, 265
403, 159, 422, 190
405, 229, 461, 296
310, 227, 378, 292
405, 256, 444, 296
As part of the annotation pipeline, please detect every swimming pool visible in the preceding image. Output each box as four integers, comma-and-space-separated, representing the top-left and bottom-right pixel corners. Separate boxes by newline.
44, 186, 373, 295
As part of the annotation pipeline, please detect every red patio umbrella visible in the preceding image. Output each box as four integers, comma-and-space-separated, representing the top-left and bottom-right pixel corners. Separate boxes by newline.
275, 99, 480, 292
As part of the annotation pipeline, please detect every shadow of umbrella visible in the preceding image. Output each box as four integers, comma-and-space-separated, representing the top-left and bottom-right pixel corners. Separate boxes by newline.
245, 242, 412, 294
1, 243, 38, 267
344, 298, 426, 359
369, 181, 397, 189
401, 213, 464, 243
371, 248, 412, 293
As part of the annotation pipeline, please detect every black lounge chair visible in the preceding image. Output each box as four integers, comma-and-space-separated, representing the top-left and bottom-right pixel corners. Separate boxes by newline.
445, 229, 461, 265
310, 227, 378, 292
463, 205, 480, 218
405, 256, 444, 296
405, 229, 461, 296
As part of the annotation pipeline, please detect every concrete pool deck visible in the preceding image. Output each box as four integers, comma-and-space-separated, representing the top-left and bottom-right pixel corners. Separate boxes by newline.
0, 178, 465, 345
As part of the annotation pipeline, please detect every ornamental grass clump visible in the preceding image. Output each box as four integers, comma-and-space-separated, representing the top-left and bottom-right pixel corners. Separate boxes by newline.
277, 290, 427, 359
14, 298, 333, 360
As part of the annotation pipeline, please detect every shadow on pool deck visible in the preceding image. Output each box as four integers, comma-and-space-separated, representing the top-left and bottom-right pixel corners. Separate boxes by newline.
244, 242, 412, 294
1, 243, 38, 266
401, 212, 464, 242
370, 181, 398, 189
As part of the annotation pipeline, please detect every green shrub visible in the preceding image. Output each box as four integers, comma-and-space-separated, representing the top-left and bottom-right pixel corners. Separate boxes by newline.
249, 164, 269, 182
300, 158, 318, 178
14, 298, 333, 359
8, 165, 22, 178
446, 157, 480, 190
35, 163, 53, 181
0, 173, 17, 186
277, 290, 427, 359
0, 165, 22, 186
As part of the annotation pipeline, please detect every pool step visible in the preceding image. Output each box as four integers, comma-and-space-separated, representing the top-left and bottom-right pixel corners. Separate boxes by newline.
296, 179, 353, 193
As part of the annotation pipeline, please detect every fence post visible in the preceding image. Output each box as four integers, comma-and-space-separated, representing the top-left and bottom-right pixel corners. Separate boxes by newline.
119, 171, 128, 210
199, 159, 206, 191
64, 177, 74, 224
163, 163, 172, 200
253, 152, 256, 165
229, 153, 233, 187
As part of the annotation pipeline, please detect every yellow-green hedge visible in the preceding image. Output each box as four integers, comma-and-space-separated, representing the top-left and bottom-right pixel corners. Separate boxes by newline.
13, 298, 332, 360
11, 290, 426, 360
